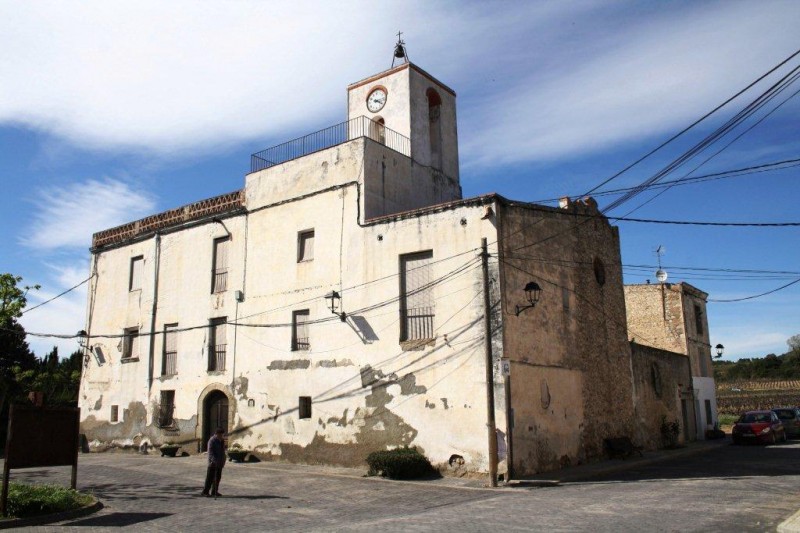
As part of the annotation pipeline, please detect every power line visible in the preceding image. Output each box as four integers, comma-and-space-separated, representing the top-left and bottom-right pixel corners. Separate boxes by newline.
603, 60, 800, 212
707, 278, 800, 302
618, 81, 800, 218
582, 47, 800, 196
21, 275, 94, 315
528, 158, 800, 205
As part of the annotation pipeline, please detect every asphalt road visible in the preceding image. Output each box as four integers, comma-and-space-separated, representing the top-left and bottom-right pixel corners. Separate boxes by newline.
7, 439, 800, 532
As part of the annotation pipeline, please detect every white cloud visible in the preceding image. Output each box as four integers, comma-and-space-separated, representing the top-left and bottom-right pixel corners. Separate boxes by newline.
459, 1, 800, 168
713, 328, 788, 360
23, 178, 156, 250
20, 263, 89, 358
3, 0, 795, 167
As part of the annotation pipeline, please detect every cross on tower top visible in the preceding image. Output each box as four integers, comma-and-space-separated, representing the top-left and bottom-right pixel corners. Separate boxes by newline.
392, 31, 408, 67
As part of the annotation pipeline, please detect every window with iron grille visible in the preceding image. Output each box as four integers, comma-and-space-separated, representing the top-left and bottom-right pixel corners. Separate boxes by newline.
292, 310, 310, 351
110, 405, 119, 423
208, 318, 227, 371
399, 251, 435, 341
161, 323, 178, 376
694, 304, 704, 335
212, 237, 229, 293
297, 230, 314, 262
129, 256, 144, 291
299, 396, 312, 419
158, 390, 175, 427
122, 327, 139, 359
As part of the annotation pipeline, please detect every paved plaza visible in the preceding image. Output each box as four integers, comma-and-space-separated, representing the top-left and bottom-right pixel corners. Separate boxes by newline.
6, 440, 800, 532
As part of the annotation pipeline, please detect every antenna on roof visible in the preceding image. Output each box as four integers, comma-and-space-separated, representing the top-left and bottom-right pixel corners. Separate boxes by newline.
654, 245, 667, 283
392, 31, 409, 68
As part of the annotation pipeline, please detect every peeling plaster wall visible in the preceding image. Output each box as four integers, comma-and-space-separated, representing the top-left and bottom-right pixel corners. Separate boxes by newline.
497, 200, 636, 475
81, 153, 501, 470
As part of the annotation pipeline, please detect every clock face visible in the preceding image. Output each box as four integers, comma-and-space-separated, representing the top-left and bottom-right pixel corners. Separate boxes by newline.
366, 88, 387, 112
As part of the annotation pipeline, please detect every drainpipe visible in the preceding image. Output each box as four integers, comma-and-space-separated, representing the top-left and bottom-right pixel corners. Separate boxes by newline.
147, 232, 161, 392
481, 238, 499, 487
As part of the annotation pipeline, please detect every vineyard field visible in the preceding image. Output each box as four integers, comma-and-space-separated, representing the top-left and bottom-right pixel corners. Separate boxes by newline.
716, 379, 800, 414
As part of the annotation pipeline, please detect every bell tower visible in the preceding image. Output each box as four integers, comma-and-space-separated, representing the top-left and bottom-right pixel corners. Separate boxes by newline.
347, 41, 461, 216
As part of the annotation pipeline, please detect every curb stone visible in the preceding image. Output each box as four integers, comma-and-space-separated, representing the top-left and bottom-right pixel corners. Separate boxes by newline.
0, 499, 103, 529
778, 508, 800, 533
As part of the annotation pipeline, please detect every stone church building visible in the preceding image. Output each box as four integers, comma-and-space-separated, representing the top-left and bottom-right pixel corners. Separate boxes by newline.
79, 58, 702, 477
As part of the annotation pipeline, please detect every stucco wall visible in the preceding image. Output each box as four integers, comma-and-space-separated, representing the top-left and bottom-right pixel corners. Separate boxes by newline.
362, 140, 460, 219
80, 175, 504, 471
496, 198, 636, 475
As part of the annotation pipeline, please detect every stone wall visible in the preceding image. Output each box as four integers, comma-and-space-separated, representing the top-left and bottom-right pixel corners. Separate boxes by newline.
630, 342, 695, 448
497, 197, 636, 475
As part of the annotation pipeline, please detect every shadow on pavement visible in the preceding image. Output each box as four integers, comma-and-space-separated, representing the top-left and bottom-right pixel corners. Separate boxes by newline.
84, 482, 200, 500
583, 442, 800, 483
210, 495, 289, 500
64, 512, 171, 527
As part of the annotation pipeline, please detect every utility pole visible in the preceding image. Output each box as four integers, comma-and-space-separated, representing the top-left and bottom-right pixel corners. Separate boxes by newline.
481, 238, 498, 487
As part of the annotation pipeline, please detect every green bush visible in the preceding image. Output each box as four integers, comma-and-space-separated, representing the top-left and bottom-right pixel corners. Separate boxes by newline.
5, 483, 93, 519
366, 447, 438, 480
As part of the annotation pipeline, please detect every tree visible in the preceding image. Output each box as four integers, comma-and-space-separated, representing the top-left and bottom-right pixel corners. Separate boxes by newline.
0, 273, 39, 324
788, 334, 800, 353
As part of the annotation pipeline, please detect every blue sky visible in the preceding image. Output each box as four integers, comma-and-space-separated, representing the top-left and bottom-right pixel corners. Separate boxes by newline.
1, 0, 798, 360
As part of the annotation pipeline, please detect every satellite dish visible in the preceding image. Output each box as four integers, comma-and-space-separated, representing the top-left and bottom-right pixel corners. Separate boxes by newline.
655, 269, 668, 283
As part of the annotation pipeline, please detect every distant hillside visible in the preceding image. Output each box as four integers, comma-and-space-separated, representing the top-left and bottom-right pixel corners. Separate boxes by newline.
714, 350, 800, 382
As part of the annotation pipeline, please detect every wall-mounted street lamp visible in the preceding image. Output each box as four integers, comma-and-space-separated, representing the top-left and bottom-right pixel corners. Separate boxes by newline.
515, 281, 542, 316
714, 343, 725, 359
324, 290, 347, 322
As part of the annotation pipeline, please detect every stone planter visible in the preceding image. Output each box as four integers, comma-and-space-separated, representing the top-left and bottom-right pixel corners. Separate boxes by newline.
160, 446, 180, 457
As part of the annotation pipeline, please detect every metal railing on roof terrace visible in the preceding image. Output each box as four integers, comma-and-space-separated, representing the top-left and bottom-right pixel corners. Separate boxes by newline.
250, 116, 410, 173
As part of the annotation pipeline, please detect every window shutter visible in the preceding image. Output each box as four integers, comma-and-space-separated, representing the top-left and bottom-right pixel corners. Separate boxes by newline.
130, 256, 143, 290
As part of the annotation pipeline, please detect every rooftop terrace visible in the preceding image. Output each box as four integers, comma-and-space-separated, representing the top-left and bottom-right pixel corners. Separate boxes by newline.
249, 115, 410, 173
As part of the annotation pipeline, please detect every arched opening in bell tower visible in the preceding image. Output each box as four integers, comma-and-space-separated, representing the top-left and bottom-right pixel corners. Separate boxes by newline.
370, 116, 386, 145
426, 88, 442, 170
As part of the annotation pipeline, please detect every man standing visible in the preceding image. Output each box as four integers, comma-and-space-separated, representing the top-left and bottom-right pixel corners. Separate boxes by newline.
201, 428, 226, 497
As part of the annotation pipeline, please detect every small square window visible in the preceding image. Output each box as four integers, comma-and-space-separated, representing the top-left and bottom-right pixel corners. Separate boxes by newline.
129, 256, 144, 291
297, 230, 314, 262
299, 396, 312, 419
122, 327, 139, 359
110, 405, 119, 422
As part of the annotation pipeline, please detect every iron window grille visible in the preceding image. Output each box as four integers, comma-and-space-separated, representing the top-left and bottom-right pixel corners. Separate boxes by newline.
208, 318, 227, 371
161, 323, 178, 376
292, 310, 310, 351
212, 237, 229, 293
399, 251, 435, 341
157, 391, 175, 428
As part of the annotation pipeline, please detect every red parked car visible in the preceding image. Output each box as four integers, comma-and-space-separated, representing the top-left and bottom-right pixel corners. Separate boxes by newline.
732, 410, 787, 445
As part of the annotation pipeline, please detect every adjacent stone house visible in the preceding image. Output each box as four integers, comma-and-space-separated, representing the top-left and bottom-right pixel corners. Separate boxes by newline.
78, 59, 692, 476
624, 282, 718, 439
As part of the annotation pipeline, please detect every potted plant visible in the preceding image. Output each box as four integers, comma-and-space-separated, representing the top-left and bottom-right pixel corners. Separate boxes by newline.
160, 442, 181, 457
226, 443, 249, 463
660, 416, 681, 449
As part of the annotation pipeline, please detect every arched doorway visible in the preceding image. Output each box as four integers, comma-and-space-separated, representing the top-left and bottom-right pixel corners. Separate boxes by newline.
202, 390, 229, 451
